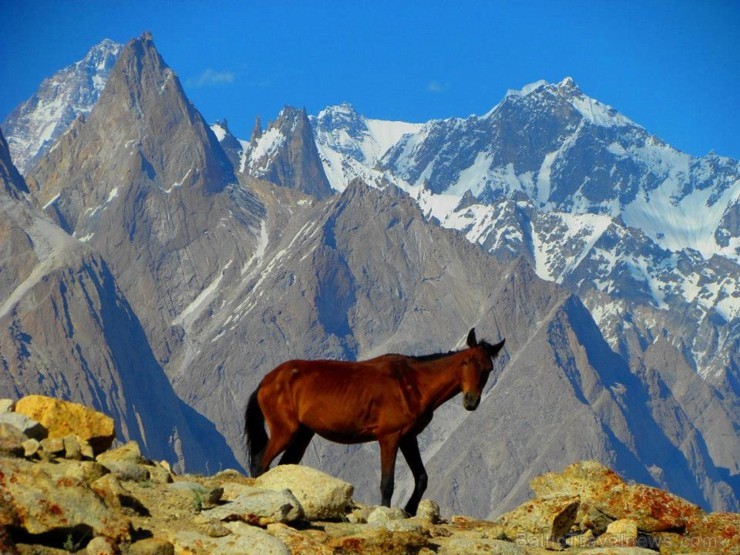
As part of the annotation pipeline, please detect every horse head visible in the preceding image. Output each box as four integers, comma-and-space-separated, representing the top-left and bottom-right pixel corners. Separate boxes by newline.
460, 328, 505, 411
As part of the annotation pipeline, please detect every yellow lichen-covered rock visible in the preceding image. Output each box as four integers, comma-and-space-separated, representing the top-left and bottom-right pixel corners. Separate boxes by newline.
496, 494, 580, 544
15, 395, 115, 455
595, 483, 703, 533
530, 460, 625, 501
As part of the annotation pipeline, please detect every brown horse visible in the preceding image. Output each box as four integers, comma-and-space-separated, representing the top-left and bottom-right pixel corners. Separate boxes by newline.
244, 328, 505, 515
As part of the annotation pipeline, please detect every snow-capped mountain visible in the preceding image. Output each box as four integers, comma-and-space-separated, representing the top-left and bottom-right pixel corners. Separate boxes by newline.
310, 103, 423, 191
310, 78, 739, 393
1, 39, 122, 175
381, 78, 738, 262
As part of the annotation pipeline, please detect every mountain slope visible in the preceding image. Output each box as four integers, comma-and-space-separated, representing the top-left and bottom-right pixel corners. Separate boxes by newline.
1, 39, 122, 175
0, 129, 240, 473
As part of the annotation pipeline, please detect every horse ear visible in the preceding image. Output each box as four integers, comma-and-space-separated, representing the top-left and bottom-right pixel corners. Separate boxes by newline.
486, 339, 505, 358
467, 328, 477, 347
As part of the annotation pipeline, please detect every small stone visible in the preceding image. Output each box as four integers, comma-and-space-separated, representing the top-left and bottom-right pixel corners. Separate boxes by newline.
0, 398, 15, 413
0, 423, 25, 456
22, 437, 40, 458
80, 439, 96, 460
86, 535, 117, 555
566, 529, 595, 548
91, 474, 128, 509
203, 487, 304, 525
383, 519, 425, 533
63, 435, 82, 460
40, 436, 65, 456
147, 463, 173, 484
255, 464, 353, 521
206, 521, 231, 538
100, 461, 150, 482
126, 537, 175, 555
346, 504, 373, 524
367, 506, 407, 524
0, 412, 47, 440
97, 441, 146, 465
417, 499, 442, 523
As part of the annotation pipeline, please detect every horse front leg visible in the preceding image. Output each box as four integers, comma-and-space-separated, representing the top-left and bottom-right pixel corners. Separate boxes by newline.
378, 434, 401, 507
400, 435, 428, 515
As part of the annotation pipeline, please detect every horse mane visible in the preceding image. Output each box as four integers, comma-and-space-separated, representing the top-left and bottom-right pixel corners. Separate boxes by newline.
406, 350, 459, 362
387, 335, 500, 364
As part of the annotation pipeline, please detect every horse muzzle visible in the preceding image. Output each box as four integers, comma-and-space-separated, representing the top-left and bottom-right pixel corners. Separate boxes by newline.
463, 392, 480, 411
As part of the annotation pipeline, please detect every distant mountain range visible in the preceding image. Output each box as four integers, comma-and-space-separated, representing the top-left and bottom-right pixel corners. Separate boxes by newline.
1, 35, 737, 517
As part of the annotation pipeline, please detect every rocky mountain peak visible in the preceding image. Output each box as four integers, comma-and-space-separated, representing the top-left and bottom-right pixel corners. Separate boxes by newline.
242, 104, 334, 199
27, 31, 237, 214
23, 33, 263, 372
314, 103, 364, 135
250, 115, 263, 144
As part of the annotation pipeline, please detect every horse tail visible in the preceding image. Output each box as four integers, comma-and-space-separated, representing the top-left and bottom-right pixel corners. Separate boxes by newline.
245, 383, 268, 477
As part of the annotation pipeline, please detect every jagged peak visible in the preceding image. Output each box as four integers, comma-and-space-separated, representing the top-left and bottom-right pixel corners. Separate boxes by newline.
556, 76, 580, 91
490, 76, 639, 130
502, 77, 581, 102
504, 79, 548, 99
78, 38, 122, 69
315, 102, 360, 120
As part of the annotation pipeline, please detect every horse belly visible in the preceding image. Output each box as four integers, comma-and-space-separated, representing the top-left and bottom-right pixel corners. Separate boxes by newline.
297, 401, 380, 444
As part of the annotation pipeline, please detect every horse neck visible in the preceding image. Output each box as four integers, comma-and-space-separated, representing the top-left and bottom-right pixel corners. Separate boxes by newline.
409, 351, 467, 410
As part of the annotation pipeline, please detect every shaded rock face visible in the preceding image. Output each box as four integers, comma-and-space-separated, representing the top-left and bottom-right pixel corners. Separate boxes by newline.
0, 130, 28, 200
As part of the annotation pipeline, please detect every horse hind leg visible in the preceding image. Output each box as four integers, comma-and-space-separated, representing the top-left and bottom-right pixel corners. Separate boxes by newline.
278, 425, 315, 466
258, 413, 301, 472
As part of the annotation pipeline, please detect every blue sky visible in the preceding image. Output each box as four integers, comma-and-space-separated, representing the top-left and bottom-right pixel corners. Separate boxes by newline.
1, 1, 738, 159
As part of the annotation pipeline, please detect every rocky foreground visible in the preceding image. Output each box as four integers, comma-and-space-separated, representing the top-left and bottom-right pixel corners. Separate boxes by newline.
0, 396, 737, 554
